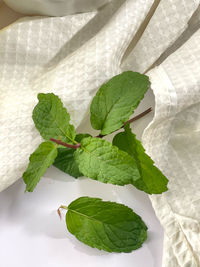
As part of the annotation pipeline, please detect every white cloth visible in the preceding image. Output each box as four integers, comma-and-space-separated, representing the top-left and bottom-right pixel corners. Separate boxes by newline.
144, 28, 200, 266
3, 0, 109, 16
0, 0, 200, 266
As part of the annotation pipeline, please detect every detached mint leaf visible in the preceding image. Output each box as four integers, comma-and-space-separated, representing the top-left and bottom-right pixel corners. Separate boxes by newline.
53, 134, 90, 178
90, 71, 150, 135
74, 137, 140, 185
33, 93, 76, 143
66, 197, 147, 252
23, 141, 58, 192
113, 124, 168, 194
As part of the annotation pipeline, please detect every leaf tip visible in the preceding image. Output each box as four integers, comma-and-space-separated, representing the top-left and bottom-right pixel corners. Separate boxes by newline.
37, 93, 44, 100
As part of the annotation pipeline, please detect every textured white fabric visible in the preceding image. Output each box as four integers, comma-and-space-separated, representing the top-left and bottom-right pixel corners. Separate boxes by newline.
0, 0, 200, 266
121, 0, 199, 73
143, 29, 200, 266
3, 0, 109, 16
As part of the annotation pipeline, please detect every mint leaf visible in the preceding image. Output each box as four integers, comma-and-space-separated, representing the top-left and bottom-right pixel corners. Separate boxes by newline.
74, 137, 140, 185
113, 124, 168, 194
53, 134, 90, 178
53, 148, 82, 178
65, 197, 147, 252
75, 133, 91, 143
90, 71, 150, 135
33, 93, 76, 143
23, 141, 58, 192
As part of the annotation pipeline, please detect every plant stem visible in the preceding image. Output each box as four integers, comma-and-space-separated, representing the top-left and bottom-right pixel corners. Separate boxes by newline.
96, 107, 152, 138
51, 107, 152, 147
57, 205, 68, 220
50, 138, 81, 149
60, 205, 68, 210
124, 107, 152, 126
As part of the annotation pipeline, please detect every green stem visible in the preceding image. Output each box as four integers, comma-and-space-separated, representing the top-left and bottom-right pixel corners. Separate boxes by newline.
60, 205, 68, 210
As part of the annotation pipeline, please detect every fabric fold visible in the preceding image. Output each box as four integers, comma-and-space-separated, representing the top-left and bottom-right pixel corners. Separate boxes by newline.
144, 28, 200, 266
122, 0, 200, 73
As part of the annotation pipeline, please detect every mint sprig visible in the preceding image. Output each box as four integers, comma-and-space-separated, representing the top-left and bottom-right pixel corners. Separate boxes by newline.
22, 71, 169, 252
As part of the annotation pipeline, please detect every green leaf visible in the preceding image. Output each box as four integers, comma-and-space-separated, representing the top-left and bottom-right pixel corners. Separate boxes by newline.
23, 141, 58, 192
65, 197, 148, 252
74, 137, 140, 185
53, 134, 90, 178
90, 71, 150, 135
32, 93, 76, 143
75, 133, 91, 143
113, 124, 168, 194
53, 148, 82, 178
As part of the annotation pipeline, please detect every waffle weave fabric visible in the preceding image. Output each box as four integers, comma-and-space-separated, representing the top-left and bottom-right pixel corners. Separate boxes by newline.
0, 1, 200, 266
145, 28, 200, 266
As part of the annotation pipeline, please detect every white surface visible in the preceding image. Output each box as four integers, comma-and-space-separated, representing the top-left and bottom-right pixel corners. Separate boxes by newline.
0, 90, 164, 267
